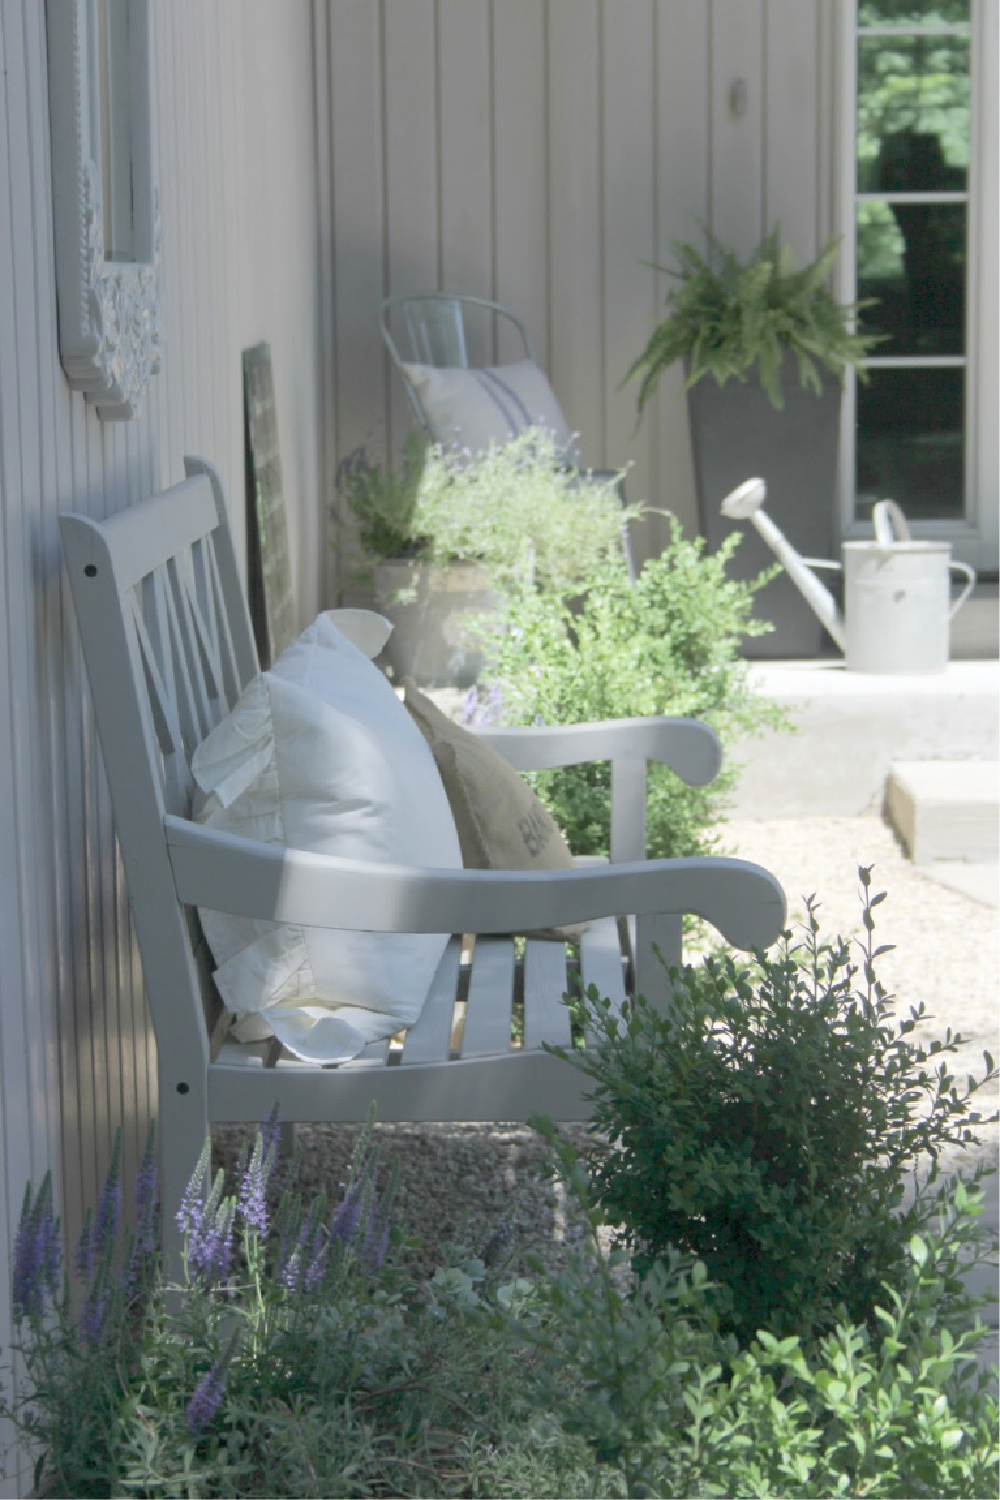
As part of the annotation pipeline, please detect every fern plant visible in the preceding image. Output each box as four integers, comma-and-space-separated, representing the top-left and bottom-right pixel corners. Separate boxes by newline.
626, 225, 880, 417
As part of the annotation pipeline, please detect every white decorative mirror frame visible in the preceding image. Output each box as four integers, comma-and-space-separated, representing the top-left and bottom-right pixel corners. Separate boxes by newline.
46, 0, 162, 419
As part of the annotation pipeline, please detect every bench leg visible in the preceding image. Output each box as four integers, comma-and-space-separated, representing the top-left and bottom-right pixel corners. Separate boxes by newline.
157, 1072, 210, 1284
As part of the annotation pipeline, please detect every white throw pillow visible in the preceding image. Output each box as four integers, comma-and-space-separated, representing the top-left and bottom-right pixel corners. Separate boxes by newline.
402, 358, 577, 460
191, 611, 462, 1064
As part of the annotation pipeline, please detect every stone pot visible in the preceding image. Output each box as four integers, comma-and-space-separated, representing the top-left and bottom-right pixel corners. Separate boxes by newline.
686, 352, 842, 658
374, 558, 499, 688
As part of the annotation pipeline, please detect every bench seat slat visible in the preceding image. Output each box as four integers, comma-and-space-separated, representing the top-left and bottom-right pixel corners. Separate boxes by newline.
523, 939, 572, 1051
462, 938, 515, 1058
580, 915, 627, 1016
399, 937, 462, 1065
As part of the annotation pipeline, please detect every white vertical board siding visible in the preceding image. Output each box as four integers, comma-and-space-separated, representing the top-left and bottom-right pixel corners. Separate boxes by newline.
493, 1, 549, 369
328, 1, 387, 467
384, 0, 439, 453
323, 0, 833, 592
654, 1, 710, 536
0, 5, 324, 1488
603, 0, 657, 550
438, 1, 494, 360
711, 0, 765, 256
763, 0, 821, 264
548, 0, 605, 465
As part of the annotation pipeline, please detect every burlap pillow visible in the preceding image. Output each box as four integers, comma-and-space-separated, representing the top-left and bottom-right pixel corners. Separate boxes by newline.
403, 680, 586, 939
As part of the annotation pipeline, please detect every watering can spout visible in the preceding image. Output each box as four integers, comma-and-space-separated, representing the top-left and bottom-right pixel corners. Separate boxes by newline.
720, 479, 847, 652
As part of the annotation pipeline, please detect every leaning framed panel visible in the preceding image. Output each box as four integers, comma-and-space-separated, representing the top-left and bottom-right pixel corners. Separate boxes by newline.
243, 343, 296, 668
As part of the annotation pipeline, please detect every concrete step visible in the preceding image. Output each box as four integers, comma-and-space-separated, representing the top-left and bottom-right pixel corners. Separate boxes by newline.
885, 760, 999, 864
728, 660, 999, 819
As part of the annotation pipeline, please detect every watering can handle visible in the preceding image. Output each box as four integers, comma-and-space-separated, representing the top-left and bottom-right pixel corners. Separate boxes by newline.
949, 559, 976, 620
872, 499, 911, 545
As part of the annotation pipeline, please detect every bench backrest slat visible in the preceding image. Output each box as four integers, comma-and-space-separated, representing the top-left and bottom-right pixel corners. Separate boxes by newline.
60, 460, 259, 1070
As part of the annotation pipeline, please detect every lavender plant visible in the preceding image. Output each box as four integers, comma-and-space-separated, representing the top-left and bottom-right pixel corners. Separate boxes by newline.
1, 1107, 582, 1499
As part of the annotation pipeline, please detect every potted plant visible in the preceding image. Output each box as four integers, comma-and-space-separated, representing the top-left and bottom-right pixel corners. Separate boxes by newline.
335, 428, 633, 687
334, 428, 493, 687
626, 226, 879, 657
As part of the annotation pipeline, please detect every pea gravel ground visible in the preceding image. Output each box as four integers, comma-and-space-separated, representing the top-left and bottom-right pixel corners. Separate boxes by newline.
212, 813, 999, 1300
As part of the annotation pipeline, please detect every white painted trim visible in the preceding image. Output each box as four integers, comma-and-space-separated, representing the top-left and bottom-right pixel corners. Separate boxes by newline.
45, 0, 162, 419
837, 0, 998, 570
970, 0, 999, 567
836, 0, 858, 545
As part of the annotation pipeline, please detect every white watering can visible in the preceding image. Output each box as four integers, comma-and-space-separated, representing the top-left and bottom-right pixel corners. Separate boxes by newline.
721, 479, 976, 674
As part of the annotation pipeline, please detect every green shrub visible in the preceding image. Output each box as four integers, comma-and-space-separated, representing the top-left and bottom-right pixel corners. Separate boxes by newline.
525, 1135, 999, 1498
547, 869, 998, 1345
473, 521, 783, 858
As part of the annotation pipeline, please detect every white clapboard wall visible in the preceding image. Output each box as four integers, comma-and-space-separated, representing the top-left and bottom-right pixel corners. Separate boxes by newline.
321, 0, 836, 589
0, 3, 325, 1490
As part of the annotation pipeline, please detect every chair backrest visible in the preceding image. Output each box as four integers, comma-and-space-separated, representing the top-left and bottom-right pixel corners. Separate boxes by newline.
402, 296, 469, 368
379, 292, 536, 430
59, 460, 258, 1066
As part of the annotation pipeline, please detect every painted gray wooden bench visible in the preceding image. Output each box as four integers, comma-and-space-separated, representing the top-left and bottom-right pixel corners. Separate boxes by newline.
60, 458, 785, 1260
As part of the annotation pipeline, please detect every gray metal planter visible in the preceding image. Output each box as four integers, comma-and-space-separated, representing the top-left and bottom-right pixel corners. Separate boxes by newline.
686, 354, 842, 658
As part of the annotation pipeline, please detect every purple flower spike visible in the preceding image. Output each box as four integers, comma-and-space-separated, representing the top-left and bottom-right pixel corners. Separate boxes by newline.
260, 1107, 281, 1186
134, 1132, 159, 1261
78, 1280, 111, 1348
178, 1143, 235, 1285
279, 1246, 302, 1292
331, 1182, 364, 1246
189, 1198, 235, 1284
461, 686, 479, 726
89, 1132, 123, 1270
304, 1238, 328, 1291
177, 1141, 213, 1244
12, 1176, 62, 1321
186, 1357, 228, 1435
363, 1216, 391, 1273
238, 1134, 270, 1240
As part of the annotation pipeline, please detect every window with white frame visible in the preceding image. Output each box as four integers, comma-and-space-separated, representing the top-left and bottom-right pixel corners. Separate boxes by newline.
841, 0, 997, 566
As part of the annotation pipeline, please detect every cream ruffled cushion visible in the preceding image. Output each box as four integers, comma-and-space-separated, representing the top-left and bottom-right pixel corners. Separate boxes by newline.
191, 611, 461, 1064
401, 358, 577, 460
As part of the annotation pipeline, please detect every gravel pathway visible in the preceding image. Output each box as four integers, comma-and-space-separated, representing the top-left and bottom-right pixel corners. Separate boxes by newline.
213, 814, 999, 1286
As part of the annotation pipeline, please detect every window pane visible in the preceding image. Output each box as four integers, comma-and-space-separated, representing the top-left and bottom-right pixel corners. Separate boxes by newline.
856, 367, 964, 521
859, 1, 969, 24
857, 201, 966, 355
857, 36, 970, 191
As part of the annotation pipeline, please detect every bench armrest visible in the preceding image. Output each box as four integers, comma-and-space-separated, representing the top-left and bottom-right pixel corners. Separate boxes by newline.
164, 815, 785, 955
473, 715, 720, 781
473, 715, 721, 863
